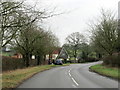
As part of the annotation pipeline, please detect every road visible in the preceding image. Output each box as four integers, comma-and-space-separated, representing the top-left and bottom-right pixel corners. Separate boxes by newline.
18, 61, 118, 88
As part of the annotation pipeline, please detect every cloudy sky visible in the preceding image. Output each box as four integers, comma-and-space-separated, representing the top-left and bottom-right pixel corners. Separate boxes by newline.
25, 0, 119, 46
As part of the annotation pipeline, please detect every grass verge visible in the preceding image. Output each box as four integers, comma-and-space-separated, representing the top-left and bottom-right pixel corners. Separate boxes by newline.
89, 64, 120, 80
2, 64, 69, 89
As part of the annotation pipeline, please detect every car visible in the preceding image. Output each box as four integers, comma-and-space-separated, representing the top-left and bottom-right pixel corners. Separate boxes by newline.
54, 59, 63, 65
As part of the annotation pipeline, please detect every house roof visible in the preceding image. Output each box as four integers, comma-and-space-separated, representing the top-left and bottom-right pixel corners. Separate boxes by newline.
57, 47, 69, 59
52, 48, 61, 54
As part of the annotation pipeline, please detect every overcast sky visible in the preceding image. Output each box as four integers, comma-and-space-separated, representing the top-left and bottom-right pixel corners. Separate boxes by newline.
25, 0, 119, 46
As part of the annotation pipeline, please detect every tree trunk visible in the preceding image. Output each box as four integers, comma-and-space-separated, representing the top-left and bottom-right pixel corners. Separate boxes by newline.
74, 49, 77, 63
64, 59, 67, 63
37, 55, 40, 65
98, 53, 102, 58
22, 54, 26, 66
29, 53, 32, 60
49, 53, 51, 60
24, 53, 30, 67
43, 55, 46, 65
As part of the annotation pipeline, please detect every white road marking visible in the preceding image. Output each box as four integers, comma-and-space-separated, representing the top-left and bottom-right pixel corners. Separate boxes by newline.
68, 69, 79, 86
69, 73, 71, 77
72, 84, 77, 88
71, 78, 79, 86
68, 69, 71, 73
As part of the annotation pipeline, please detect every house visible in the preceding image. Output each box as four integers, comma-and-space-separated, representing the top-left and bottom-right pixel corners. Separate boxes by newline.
57, 47, 70, 60
46, 47, 70, 64
52, 49, 61, 59
11, 53, 23, 58
46, 48, 61, 60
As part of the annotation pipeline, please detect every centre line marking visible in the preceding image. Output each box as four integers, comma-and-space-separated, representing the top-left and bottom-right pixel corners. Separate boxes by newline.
71, 78, 79, 86
68, 69, 79, 86
72, 84, 77, 88
69, 73, 71, 77
68, 69, 71, 73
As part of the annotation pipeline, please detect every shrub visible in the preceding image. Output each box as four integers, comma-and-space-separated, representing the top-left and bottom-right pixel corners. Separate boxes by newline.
86, 57, 99, 62
78, 57, 99, 63
2, 56, 46, 71
78, 59, 86, 63
103, 52, 120, 67
2, 56, 25, 71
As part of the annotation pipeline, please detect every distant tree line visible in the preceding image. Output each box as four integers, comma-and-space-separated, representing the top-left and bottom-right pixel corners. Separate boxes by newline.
63, 9, 119, 65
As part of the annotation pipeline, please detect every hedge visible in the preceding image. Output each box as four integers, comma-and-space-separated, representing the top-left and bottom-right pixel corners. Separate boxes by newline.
103, 52, 120, 67
2, 56, 47, 71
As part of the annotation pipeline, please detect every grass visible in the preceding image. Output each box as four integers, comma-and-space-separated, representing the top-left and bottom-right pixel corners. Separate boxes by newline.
2, 64, 69, 88
90, 64, 120, 80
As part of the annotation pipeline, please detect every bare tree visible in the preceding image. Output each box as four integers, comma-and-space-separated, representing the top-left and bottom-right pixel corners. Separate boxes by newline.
0, 1, 24, 47
1, 0, 61, 67
0, 0, 62, 48
33, 30, 60, 65
66, 32, 86, 62
90, 9, 118, 55
8, 0, 61, 67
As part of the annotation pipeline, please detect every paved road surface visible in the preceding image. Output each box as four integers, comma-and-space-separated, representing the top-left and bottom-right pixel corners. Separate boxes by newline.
18, 61, 118, 88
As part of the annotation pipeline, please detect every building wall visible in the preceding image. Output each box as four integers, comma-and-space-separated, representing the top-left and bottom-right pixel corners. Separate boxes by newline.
52, 54, 58, 60
11, 53, 23, 58
46, 54, 58, 60
46, 55, 49, 60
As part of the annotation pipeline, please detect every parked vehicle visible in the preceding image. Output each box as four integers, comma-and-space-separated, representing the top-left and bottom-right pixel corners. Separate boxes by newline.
54, 59, 63, 65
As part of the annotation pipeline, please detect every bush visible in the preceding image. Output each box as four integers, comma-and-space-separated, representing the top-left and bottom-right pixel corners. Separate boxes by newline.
2, 56, 25, 71
86, 57, 99, 62
2, 56, 45, 71
78, 59, 85, 63
78, 57, 99, 63
103, 52, 120, 67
